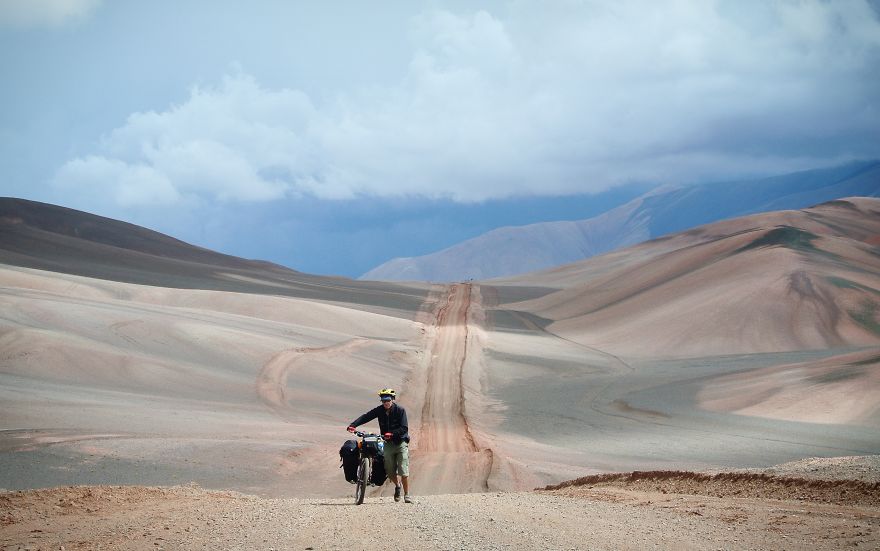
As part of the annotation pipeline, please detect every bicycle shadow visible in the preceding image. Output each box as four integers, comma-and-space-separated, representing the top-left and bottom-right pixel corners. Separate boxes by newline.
315, 501, 397, 507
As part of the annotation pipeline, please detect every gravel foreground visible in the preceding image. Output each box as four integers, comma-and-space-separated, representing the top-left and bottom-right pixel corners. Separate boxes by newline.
3, 464, 879, 551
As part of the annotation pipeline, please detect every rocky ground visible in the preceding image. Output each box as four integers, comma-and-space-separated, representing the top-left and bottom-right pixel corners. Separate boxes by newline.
2, 457, 878, 550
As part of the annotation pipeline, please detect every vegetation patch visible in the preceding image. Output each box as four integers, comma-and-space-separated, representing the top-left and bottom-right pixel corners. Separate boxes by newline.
736, 225, 820, 254
818, 199, 858, 210
808, 365, 867, 384
849, 300, 880, 335
826, 276, 880, 296
488, 309, 553, 333
846, 354, 880, 368
487, 349, 594, 373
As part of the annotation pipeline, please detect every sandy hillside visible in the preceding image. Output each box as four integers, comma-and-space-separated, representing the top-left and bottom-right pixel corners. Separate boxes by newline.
3, 197, 880, 494
2, 197, 880, 549
495, 198, 880, 358
0, 263, 431, 496
478, 199, 880, 472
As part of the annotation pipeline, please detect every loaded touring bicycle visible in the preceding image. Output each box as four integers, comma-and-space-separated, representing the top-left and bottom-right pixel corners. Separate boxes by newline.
339, 430, 387, 504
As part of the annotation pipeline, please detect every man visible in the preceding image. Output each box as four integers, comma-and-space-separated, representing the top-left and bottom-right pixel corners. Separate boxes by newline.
348, 388, 412, 503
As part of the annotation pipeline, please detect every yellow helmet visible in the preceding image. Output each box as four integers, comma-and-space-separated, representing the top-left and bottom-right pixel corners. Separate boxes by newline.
377, 388, 396, 400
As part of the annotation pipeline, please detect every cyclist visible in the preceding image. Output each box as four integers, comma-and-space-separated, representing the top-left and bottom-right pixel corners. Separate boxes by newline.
348, 388, 412, 503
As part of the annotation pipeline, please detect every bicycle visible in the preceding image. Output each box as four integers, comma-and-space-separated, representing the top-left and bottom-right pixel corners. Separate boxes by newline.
351, 430, 385, 505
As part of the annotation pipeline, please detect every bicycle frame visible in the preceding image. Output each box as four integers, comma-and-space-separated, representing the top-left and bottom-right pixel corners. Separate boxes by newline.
352, 430, 384, 505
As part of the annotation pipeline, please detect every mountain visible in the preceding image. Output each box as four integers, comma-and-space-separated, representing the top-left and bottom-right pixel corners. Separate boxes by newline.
488, 197, 880, 358
361, 160, 880, 281
0, 197, 428, 316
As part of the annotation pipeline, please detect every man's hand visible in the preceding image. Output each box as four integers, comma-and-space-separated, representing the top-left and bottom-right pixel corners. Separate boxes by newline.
383, 432, 393, 441
347, 426, 356, 433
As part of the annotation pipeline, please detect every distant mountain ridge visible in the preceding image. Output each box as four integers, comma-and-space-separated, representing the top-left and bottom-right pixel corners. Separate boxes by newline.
361, 160, 880, 282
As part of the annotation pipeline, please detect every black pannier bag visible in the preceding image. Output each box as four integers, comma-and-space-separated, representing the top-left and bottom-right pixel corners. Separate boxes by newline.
370, 454, 387, 485
339, 439, 358, 483
360, 435, 382, 457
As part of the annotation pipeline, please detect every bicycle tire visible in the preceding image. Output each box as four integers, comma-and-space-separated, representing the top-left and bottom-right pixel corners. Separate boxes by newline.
355, 457, 369, 505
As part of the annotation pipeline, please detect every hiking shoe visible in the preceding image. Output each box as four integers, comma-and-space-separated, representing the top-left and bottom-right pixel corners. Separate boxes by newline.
404, 494, 413, 504
394, 486, 402, 502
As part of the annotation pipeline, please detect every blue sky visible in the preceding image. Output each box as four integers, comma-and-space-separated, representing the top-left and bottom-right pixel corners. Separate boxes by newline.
2, 1, 879, 277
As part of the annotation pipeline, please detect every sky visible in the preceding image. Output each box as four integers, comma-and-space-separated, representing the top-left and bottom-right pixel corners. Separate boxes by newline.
1, 0, 879, 277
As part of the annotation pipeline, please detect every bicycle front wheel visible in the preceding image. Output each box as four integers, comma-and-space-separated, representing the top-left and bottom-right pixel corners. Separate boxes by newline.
355, 457, 370, 505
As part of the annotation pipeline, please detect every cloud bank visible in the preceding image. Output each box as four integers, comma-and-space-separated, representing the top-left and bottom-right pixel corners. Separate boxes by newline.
54, 1, 880, 205
0, 0, 101, 28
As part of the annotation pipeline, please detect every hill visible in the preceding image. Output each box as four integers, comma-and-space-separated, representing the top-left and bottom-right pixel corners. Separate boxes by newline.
1, 197, 878, 505
362, 160, 880, 281
480, 198, 880, 454
0, 198, 437, 499
0, 197, 429, 316
491, 197, 880, 358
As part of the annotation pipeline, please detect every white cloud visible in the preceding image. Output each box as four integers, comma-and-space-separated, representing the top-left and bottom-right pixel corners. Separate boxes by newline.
0, 0, 101, 28
53, 1, 880, 206
54, 156, 179, 207
56, 74, 311, 206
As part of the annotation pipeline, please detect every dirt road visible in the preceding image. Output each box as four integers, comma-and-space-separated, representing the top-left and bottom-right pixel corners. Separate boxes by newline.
409, 283, 493, 495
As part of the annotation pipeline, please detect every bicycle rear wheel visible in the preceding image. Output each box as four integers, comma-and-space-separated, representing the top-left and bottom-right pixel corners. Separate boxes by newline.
354, 457, 370, 505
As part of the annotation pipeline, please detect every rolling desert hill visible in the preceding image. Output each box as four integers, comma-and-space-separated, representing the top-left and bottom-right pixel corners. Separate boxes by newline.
481, 198, 880, 459
362, 160, 880, 281
1, 196, 878, 525
0, 197, 429, 317
492, 197, 880, 358
0, 198, 444, 500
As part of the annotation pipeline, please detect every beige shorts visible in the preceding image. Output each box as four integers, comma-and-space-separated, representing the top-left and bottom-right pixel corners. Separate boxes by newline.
383, 441, 409, 477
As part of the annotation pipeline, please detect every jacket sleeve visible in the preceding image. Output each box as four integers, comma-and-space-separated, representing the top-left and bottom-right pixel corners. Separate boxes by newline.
349, 406, 379, 428
391, 407, 408, 439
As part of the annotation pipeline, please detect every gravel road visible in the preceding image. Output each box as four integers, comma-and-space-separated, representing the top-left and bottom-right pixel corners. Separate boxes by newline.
3, 470, 878, 551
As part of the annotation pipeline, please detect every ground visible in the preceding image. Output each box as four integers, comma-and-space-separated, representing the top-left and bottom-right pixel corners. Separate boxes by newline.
2, 464, 878, 550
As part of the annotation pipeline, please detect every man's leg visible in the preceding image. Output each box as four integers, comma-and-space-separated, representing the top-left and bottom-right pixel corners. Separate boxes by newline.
399, 443, 412, 502
385, 444, 402, 501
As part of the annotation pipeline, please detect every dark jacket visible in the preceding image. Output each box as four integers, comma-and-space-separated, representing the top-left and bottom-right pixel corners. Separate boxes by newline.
350, 402, 410, 444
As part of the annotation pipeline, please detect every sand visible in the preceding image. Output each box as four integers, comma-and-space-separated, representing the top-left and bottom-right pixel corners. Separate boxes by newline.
3, 262, 880, 497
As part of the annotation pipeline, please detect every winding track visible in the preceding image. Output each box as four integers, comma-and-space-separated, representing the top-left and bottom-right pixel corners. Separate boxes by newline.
256, 338, 369, 421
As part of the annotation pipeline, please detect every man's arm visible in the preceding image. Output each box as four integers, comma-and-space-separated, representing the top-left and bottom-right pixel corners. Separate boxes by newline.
349, 406, 380, 429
